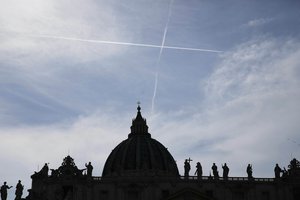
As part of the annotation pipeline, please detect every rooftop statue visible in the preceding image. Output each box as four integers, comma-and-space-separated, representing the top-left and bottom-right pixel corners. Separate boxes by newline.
0, 182, 12, 200
222, 163, 229, 180
247, 164, 253, 179
85, 162, 93, 177
211, 163, 219, 179
194, 162, 202, 179
274, 164, 282, 179
184, 158, 192, 178
14, 180, 23, 200
31, 163, 49, 179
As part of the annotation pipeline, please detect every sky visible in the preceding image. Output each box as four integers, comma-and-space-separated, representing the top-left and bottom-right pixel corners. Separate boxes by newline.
1, 0, 300, 199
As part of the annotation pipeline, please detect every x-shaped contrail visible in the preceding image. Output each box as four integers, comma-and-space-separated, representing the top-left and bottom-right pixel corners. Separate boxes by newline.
151, 0, 174, 114
27, 0, 222, 114
29, 27, 222, 114
30, 34, 222, 53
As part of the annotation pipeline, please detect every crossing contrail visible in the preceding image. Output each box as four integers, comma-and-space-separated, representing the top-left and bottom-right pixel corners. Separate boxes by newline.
28, 29, 222, 114
151, 0, 174, 114
28, 34, 223, 53
27, 9, 223, 114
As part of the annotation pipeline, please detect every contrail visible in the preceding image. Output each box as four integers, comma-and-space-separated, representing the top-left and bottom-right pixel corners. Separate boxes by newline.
28, 34, 223, 53
26, 13, 222, 114
164, 45, 222, 53
151, 0, 174, 114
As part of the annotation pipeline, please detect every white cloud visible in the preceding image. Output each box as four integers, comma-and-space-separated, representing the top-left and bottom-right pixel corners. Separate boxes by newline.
1, 1, 300, 198
0, 110, 131, 197
0, 0, 121, 38
1, 35, 300, 199
205, 38, 300, 101
149, 37, 300, 177
0, 0, 165, 125
0, 0, 132, 71
246, 18, 273, 27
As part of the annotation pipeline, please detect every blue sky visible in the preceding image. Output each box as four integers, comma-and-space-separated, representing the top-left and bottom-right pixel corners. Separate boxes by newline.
1, 0, 300, 199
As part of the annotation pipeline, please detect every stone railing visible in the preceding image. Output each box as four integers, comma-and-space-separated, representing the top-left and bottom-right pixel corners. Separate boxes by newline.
179, 176, 274, 182
92, 176, 274, 182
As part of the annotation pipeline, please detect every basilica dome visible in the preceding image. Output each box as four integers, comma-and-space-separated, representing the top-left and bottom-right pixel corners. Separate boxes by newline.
102, 106, 179, 177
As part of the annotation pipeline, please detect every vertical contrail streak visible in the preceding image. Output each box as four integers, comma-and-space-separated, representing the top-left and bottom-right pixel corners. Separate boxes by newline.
151, 0, 174, 114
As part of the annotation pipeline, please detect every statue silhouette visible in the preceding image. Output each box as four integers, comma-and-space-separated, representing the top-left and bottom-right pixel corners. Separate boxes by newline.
41, 163, 49, 176
222, 163, 229, 179
0, 182, 12, 200
85, 162, 93, 177
274, 164, 282, 178
34, 163, 49, 178
212, 163, 219, 179
194, 162, 202, 179
184, 159, 191, 178
247, 164, 253, 179
14, 180, 23, 200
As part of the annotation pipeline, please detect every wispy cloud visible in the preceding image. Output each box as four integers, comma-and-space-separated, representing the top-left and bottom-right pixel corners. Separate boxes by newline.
1, 1, 299, 199
0, 0, 134, 71
246, 18, 274, 27
150, 37, 300, 177
0, 110, 130, 196
1, 36, 299, 198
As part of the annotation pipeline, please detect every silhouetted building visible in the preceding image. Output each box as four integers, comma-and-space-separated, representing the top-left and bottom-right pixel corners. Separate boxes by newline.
26, 106, 300, 200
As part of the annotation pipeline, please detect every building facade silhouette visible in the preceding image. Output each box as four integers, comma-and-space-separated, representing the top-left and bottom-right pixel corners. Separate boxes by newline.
26, 106, 300, 200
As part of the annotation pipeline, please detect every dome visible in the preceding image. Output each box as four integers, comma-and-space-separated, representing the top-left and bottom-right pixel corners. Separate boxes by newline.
102, 105, 179, 177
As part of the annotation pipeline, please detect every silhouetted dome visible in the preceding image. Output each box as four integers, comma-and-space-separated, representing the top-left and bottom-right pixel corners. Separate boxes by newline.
102, 105, 179, 177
